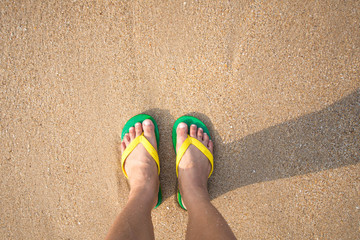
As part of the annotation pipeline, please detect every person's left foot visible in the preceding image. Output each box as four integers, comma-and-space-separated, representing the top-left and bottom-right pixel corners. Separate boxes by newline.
176, 123, 213, 208
120, 119, 159, 208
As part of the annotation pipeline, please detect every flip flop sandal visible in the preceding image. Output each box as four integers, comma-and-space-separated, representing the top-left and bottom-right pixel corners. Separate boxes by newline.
172, 115, 214, 210
121, 114, 162, 209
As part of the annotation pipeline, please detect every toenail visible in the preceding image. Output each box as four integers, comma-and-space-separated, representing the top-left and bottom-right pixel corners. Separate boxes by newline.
179, 123, 187, 128
143, 119, 151, 126
135, 122, 141, 126
199, 128, 203, 131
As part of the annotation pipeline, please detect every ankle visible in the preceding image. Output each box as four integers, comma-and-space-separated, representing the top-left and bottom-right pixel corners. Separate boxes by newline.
181, 189, 211, 210
130, 179, 158, 194
178, 169, 209, 193
180, 182, 210, 203
128, 185, 158, 208
127, 161, 159, 191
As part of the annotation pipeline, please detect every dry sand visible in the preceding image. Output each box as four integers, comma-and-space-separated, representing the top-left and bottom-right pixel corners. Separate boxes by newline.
1, 0, 359, 239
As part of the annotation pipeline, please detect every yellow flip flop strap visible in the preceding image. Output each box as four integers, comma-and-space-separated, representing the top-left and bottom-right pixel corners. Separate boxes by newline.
176, 135, 213, 178
121, 132, 160, 178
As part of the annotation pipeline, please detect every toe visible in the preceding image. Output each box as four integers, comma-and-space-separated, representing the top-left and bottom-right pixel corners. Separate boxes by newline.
176, 122, 188, 152
120, 141, 126, 153
190, 124, 197, 138
197, 127, 203, 141
129, 127, 135, 140
203, 132, 209, 145
135, 122, 142, 137
124, 134, 130, 146
142, 119, 157, 150
208, 140, 214, 153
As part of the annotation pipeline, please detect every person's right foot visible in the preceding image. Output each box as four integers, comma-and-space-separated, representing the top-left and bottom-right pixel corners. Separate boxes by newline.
120, 119, 159, 208
176, 122, 214, 207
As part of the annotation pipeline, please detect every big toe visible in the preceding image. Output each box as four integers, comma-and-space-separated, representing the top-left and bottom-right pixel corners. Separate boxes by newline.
176, 122, 188, 152
142, 119, 157, 150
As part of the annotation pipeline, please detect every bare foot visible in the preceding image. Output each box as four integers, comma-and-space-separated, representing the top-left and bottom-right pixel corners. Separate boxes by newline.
120, 119, 159, 208
176, 122, 214, 208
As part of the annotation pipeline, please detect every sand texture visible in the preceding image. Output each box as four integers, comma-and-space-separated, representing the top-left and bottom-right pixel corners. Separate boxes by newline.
1, 0, 359, 239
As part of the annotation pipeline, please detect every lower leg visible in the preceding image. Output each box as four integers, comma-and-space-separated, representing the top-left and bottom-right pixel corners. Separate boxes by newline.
183, 188, 236, 240
177, 123, 236, 240
106, 120, 159, 240
105, 186, 156, 240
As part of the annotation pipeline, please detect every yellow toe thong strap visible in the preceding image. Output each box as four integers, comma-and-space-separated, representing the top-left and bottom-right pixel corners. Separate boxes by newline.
176, 135, 213, 178
121, 133, 160, 178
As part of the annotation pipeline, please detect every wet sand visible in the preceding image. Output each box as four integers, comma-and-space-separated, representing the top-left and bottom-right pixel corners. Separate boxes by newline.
1, 0, 359, 239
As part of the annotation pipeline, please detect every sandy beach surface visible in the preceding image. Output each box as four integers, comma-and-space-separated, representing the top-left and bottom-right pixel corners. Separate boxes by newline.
1, 0, 359, 239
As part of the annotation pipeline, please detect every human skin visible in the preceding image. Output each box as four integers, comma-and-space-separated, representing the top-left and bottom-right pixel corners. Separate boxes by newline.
105, 120, 236, 240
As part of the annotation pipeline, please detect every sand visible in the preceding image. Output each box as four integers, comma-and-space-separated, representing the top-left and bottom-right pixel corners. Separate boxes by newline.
1, 0, 359, 239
